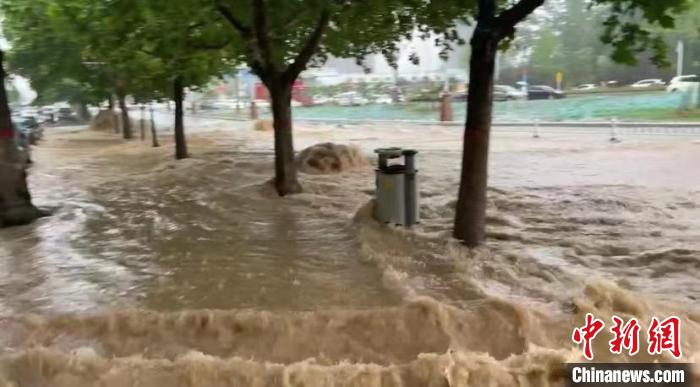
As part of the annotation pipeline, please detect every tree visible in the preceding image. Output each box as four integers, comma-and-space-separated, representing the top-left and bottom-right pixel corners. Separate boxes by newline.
2, 0, 114, 123
0, 49, 42, 227
453, 0, 692, 246
214, 0, 473, 195
149, 0, 234, 159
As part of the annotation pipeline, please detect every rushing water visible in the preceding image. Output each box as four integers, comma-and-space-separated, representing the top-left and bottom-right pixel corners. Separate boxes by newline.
0, 121, 698, 386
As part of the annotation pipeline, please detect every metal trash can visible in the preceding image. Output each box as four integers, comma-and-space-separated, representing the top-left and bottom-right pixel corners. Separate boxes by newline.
374, 148, 419, 226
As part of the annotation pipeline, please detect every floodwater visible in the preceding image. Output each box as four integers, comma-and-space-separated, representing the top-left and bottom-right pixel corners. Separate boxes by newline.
0, 119, 698, 386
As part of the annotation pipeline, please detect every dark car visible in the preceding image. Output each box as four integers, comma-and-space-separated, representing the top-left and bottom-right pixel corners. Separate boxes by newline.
527, 85, 566, 100
14, 116, 43, 145
12, 117, 35, 162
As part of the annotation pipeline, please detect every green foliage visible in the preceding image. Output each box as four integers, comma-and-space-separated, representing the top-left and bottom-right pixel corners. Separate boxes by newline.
213, 0, 476, 83
2, 0, 110, 105
592, 0, 690, 66
1, 0, 695, 107
2, 0, 238, 106
502, 0, 697, 87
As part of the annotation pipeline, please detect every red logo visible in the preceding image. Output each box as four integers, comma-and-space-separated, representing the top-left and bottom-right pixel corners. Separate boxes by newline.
572, 314, 683, 360
572, 313, 605, 360
609, 315, 641, 356
647, 316, 682, 359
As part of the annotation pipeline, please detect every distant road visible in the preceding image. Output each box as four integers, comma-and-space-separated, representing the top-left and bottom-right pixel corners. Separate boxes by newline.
181, 109, 700, 137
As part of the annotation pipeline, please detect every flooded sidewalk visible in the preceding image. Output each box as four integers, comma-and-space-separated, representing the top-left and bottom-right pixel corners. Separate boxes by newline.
0, 123, 698, 386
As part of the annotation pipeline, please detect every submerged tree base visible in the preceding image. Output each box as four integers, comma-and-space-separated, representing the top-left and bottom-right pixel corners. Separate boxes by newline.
274, 179, 303, 197
0, 203, 46, 228
0, 150, 47, 228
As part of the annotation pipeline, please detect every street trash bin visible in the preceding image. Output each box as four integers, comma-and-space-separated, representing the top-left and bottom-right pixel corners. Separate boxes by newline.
374, 147, 419, 226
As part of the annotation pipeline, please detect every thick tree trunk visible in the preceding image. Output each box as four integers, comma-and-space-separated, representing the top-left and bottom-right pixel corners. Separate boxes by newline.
116, 89, 132, 139
453, 27, 498, 247
268, 80, 301, 195
0, 50, 41, 228
173, 76, 188, 159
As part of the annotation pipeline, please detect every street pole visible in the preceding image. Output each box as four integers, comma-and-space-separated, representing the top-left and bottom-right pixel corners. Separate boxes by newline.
234, 70, 241, 112
676, 40, 684, 78
494, 51, 501, 82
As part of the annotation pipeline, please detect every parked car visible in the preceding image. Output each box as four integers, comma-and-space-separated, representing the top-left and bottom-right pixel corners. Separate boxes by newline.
494, 85, 527, 101
57, 107, 79, 122
631, 79, 665, 88
370, 94, 393, 104
17, 116, 43, 144
311, 95, 331, 105
574, 84, 598, 91
452, 91, 468, 102
527, 85, 566, 100
12, 115, 42, 163
38, 106, 57, 123
333, 92, 369, 106
666, 75, 700, 93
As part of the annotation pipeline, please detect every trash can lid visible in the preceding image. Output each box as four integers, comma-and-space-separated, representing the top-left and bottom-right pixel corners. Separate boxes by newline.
402, 149, 418, 156
374, 147, 403, 157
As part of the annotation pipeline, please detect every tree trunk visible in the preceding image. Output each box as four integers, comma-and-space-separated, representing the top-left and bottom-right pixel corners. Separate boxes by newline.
268, 80, 302, 195
250, 101, 259, 120
0, 50, 41, 228
139, 105, 146, 141
149, 106, 159, 148
173, 76, 188, 159
116, 89, 132, 139
440, 93, 454, 122
78, 103, 91, 122
108, 95, 119, 134
453, 27, 498, 247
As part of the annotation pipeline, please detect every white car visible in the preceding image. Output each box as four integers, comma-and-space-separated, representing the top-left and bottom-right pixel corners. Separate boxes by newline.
371, 94, 393, 104
574, 84, 598, 91
311, 95, 331, 105
666, 75, 700, 93
333, 92, 369, 106
494, 85, 527, 100
631, 79, 665, 88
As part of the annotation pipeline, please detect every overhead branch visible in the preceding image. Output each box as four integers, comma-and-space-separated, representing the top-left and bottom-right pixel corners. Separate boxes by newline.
186, 38, 232, 50
494, 0, 545, 39
283, 9, 331, 83
215, 1, 252, 37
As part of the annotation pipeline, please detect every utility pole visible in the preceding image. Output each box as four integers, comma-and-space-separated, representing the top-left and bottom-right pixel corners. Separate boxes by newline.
494, 51, 501, 82
676, 40, 685, 77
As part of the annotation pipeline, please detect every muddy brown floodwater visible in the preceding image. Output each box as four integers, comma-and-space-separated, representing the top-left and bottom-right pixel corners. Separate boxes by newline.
0, 122, 698, 386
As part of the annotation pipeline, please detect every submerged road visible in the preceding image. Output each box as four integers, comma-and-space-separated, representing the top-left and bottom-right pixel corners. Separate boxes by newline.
150, 108, 700, 138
